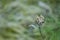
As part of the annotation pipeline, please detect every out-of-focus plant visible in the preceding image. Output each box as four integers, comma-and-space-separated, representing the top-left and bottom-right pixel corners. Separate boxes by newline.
0, 0, 60, 40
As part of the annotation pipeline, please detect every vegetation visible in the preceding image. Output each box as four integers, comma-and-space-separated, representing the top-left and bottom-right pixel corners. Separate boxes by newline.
0, 0, 60, 40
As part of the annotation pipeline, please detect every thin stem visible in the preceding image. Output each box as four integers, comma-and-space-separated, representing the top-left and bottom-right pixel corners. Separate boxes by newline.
39, 25, 44, 40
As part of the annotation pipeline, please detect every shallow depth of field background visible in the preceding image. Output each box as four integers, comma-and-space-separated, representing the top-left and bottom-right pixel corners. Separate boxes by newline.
0, 0, 60, 40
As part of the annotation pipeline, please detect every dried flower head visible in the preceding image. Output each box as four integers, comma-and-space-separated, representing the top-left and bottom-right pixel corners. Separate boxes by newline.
36, 15, 44, 25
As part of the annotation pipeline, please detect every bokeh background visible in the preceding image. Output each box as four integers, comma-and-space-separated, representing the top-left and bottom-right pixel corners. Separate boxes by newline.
0, 0, 60, 40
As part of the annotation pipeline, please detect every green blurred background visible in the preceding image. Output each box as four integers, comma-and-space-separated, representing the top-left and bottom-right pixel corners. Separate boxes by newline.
0, 0, 60, 40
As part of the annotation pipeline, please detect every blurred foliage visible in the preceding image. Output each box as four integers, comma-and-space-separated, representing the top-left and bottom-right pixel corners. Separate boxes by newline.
0, 0, 60, 40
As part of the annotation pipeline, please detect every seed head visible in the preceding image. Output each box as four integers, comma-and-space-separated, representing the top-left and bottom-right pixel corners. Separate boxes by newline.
36, 15, 44, 25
